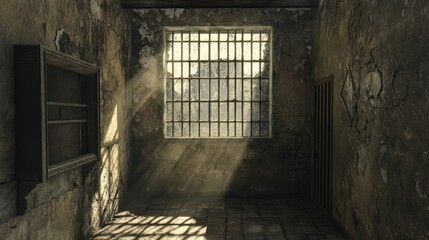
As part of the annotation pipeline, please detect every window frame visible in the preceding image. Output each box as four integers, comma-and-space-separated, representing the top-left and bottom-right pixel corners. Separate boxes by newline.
163, 26, 273, 139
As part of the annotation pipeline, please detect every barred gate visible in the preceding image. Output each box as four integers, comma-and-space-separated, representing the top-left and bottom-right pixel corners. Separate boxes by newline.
313, 75, 333, 215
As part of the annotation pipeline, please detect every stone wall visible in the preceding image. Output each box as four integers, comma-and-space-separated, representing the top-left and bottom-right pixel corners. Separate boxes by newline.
0, 0, 132, 239
313, 0, 429, 239
130, 9, 316, 197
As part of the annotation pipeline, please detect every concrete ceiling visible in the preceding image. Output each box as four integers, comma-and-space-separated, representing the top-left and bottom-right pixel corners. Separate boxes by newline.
121, 0, 319, 8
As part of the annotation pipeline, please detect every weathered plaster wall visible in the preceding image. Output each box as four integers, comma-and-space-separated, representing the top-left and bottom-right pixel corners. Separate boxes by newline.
314, 0, 429, 239
130, 9, 316, 197
0, 0, 132, 239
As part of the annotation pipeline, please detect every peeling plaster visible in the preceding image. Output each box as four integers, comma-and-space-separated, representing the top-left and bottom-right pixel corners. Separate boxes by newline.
164, 9, 174, 19
138, 46, 154, 69
341, 67, 359, 128
164, 9, 184, 19
363, 70, 382, 105
54, 29, 65, 51
139, 22, 154, 42
380, 168, 387, 184
135, 9, 150, 17
90, 0, 103, 20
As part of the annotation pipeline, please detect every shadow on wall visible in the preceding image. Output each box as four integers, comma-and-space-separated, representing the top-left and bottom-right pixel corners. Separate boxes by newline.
92, 104, 121, 226
79, 101, 118, 234
86, 102, 123, 232
128, 64, 250, 199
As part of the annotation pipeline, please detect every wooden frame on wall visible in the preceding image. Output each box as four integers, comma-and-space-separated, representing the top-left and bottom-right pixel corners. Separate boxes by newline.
14, 45, 100, 214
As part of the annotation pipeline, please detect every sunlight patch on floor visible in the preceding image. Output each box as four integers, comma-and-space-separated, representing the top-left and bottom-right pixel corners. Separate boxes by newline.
93, 211, 207, 240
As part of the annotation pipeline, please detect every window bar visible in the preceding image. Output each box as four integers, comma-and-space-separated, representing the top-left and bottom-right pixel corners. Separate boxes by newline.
234, 30, 237, 137
48, 120, 88, 125
188, 31, 191, 137
166, 28, 270, 138
329, 81, 333, 212
250, 30, 253, 136
171, 31, 175, 137
314, 84, 318, 201
241, 31, 244, 137
218, 31, 221, 137
79, 122, 82, 153
226, 31, 230, 137
267, 31, 271, 137
198, 30, 201, 137
259, 30, 262, 136
78, 76, 82, 152
181, 30, 184, 137
47, 102, 89, 108
324, 82, 329, 209
208, 30, 211, 137
321, 83, 326, 208
319, 84, 323, 204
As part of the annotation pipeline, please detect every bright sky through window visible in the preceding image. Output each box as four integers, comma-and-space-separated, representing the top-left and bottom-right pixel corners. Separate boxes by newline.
164, 27, 272, 138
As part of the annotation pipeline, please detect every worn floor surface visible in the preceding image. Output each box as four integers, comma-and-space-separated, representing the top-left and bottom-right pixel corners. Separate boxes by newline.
92, 197, 346, 240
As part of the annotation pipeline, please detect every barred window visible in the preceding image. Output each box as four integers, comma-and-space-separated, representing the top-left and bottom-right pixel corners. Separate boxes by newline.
164, 27, 272, 138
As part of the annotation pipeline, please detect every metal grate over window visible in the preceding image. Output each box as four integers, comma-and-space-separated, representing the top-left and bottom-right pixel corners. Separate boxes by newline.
164, 27, 272, 138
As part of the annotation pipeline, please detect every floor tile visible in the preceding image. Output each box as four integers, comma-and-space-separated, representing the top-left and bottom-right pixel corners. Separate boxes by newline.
92, 197, 346, 240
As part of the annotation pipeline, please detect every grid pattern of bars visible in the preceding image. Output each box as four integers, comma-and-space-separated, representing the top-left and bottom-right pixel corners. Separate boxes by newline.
313, 76, 333, 216
164, 28, 271, 138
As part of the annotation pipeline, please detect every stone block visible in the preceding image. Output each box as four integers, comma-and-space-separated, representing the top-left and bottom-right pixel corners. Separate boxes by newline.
0, 181, 16, 224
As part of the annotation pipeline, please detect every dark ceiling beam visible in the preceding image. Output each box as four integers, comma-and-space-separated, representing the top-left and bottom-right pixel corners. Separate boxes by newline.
121, 0, 319, 8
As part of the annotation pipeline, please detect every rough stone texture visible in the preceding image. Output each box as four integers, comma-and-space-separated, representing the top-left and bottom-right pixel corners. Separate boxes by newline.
0, 0, 132, 239
0, 189, 82, 239
130, 9, 316, 197
0, 182, 16, 222
314, 0, 429, 239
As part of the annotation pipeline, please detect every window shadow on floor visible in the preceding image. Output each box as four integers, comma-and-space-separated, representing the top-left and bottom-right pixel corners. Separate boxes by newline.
92, 197, 347, 240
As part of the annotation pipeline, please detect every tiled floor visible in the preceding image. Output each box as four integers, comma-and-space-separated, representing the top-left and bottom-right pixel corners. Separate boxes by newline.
93, 197, 346, 240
